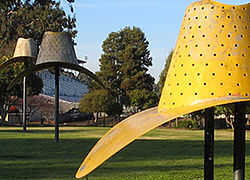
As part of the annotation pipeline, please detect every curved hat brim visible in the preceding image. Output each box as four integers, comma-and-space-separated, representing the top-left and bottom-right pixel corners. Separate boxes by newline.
7, 61, 106, 91
75, 97, 250, 178
0, 56, 36, 72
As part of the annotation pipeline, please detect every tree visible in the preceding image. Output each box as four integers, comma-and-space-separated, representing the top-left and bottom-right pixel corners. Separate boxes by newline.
97, 26, 156, 109
0, 0, 77, 124
158, 50, 173, 94
79, 89, 122, 125
79, 90, 107, 116
126, 71, 158, 111
215, 104, 234, 130
190, 110, 205, 129
128, 89, 158, 111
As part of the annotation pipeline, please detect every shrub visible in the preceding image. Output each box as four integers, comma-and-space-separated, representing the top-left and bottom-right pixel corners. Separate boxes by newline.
174, 119, 199, 129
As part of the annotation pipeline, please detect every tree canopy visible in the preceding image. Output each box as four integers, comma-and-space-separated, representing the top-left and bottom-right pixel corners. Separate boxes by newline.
99, 27, 154, 94
128, 89, 158, 110
79, 89, 122, 120
96, 26, 157, 111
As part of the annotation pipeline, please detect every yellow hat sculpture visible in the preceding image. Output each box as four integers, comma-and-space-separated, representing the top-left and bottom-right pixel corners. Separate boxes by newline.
75, 0, 250, 178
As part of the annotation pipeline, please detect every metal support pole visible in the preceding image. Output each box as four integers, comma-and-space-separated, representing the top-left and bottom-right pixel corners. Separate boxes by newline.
204, 107, 214, 180
23, 76, 27, 132
55, 67, 60, 142
234, 102, 246, 180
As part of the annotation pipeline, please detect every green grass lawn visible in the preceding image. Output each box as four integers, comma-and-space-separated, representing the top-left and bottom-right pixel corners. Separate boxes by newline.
0, 126, 249, 180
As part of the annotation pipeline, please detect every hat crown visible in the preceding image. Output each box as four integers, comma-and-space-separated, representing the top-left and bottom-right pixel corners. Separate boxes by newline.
36, 31, 78, 65
13, 38, 37, 58
158, 0, 250, 112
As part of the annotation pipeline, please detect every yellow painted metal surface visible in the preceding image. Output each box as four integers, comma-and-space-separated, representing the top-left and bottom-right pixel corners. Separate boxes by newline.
75, 99, 248, 178
75, 0, 250, 178
158, 0, 250, 112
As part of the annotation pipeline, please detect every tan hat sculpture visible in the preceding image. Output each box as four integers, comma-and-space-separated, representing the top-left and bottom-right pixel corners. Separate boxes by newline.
0, 38, 37, 71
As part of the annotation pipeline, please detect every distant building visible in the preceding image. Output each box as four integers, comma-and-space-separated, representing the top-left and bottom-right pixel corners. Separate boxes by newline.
37, 69, 88, 102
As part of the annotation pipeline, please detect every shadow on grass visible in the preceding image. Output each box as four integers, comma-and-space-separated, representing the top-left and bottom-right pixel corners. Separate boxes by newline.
0, 129, 96, 134
0, 137, 249, 179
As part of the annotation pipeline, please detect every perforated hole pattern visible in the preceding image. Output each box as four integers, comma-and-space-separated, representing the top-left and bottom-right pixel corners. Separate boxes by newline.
159, 1, 249, 110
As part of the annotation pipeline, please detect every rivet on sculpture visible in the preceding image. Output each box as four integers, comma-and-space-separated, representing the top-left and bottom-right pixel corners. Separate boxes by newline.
75, 0, 250, 178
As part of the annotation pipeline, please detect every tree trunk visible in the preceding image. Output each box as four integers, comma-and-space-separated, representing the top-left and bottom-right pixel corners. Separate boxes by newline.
117, 115, 120, 124
103, 115, 105, 127
0, 105, 8, 125
225, 115, 234, 131
200, 115, 205, 129
93, 112, 99, 125
0, 96, 20, 125
93, 112, 97, 123
192, 111, 204, 129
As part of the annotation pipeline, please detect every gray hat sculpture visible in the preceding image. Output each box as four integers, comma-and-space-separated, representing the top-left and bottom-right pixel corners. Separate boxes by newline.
8, 31, 105, 90
36, 31, 78, 65
0, 38, 37, 71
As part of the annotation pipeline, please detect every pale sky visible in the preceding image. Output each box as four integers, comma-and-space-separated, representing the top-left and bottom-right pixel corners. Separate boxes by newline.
62, 0, 249, 82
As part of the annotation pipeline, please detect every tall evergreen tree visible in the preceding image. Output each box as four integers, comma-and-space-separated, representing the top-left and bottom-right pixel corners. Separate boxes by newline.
97, 26, 156, 109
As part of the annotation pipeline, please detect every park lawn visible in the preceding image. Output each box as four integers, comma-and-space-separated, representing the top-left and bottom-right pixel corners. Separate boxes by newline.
0, 126, 249, 180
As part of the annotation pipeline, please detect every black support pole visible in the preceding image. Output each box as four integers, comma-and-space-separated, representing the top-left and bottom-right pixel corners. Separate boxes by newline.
234, 102, 246, 180
55, 67, 60, 142
23, 76, 27, 132
204, 107, 214, 180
